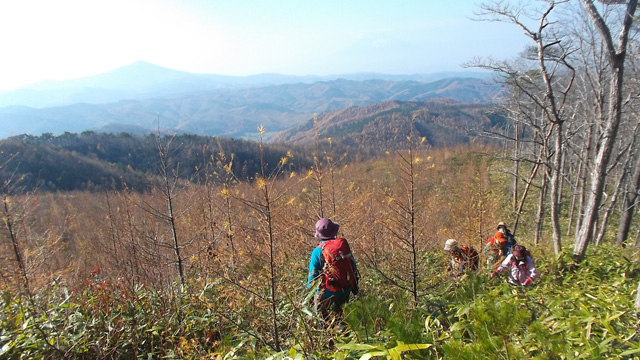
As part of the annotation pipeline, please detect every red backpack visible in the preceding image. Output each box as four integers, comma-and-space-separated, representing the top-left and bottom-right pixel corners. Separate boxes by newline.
320, 238, 358, 293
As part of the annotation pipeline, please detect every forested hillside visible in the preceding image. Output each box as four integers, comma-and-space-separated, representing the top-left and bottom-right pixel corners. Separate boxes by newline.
0, 99, 502, 192
0, 132, 376, 192
271, 99, 501, 149
1, 143, 638, 358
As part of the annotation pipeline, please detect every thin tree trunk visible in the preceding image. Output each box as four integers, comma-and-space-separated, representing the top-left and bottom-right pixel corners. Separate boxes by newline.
157, 137, 185, 288
550, 123, 563, 254
616, 153, 640, 246
558, 142, 566, 211
2, 192, 30, 294
166, 189, 185, 287
575, 132, 591, 239
594, 184, 619, 246
574, 0, 637, 261
513, 121, 520, 211
513, 134, 546, 235
635, 279, 640, 310
258, 126, 280, 351
312, 114, 325, 218
535, 174, 548, 246
409, 143, 418, 307
124, 204, 140, 288
104, 190, 120, 269
567, 158, 582, 236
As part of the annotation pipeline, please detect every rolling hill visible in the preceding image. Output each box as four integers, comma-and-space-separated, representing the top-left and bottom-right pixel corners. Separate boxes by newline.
0, 98, 503, 192
0, 61, 493, 109
270, 99, 501, 150
0, 62, 501, 140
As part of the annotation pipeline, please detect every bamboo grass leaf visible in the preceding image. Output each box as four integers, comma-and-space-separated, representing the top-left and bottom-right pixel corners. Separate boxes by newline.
620, 348, 640, 356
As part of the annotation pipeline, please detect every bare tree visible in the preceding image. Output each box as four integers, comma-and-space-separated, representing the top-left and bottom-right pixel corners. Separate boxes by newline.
474, 0, 576, 254
615, 51, 640, 246
157, 135, 186, 287
1, 163, 31, 293
389, 116, 423, 306
231, 125, 309, 351
475, 1, 638, 259
574, 0, 638, 261
360, 114, 433, 307
134, 133, 194, 289
0, 154, 68, 357
617, 149, 640, 245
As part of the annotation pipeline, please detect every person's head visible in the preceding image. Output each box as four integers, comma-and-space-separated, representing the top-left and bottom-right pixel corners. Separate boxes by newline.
511, 245, 527, 261
444, 239, 459, 253
497, 222, 507, 230
314, 218, 340, 240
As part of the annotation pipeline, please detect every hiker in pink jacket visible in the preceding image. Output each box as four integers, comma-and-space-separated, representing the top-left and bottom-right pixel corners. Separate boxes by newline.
490, 245, 538, 286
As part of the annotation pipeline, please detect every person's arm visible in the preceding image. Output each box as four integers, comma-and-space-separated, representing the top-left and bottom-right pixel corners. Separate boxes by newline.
347, 240, 357, 271
307, 246, 323, 288
350, 251, 360, 294
344, 240, 359, 281
526, 256, 538, 281
492, 254, 512, 276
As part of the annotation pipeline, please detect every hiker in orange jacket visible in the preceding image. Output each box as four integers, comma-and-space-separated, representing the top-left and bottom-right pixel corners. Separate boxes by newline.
483, 231, 508, 266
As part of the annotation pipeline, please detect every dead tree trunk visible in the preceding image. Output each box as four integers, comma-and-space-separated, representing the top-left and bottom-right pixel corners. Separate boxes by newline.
616, 152, 640, 246
574, 0, 638, 261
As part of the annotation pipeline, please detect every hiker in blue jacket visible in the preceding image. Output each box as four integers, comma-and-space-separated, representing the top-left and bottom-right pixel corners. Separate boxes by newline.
307, 218, 359, 326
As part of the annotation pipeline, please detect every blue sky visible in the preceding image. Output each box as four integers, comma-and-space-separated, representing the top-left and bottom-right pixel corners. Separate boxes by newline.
0, 0, 530, 91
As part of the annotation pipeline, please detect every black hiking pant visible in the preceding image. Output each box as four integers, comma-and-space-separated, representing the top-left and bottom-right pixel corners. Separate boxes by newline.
314, 290, 350, 327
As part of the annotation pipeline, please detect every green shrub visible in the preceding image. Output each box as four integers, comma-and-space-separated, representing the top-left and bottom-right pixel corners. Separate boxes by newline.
1, 246, 638, 359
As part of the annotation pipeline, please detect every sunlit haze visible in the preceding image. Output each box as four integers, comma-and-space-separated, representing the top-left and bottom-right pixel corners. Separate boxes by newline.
0, 0, 530, 91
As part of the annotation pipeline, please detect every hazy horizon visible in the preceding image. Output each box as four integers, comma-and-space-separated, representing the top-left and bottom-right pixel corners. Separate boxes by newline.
0, 0, 531, 92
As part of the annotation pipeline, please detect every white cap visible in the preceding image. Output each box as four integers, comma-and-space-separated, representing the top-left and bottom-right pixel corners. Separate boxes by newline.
444, 239, 458, 251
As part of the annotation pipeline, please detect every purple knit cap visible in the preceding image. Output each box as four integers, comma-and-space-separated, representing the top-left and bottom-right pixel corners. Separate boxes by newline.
315, 218, 339, 239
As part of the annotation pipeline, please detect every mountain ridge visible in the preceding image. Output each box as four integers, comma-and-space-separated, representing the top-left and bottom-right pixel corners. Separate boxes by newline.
271, 99, 499, 150
0, 61, 493, 108
0, 76, 502, 140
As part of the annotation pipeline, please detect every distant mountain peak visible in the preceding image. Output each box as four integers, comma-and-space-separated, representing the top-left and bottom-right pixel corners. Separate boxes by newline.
105, 60, 189, 77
